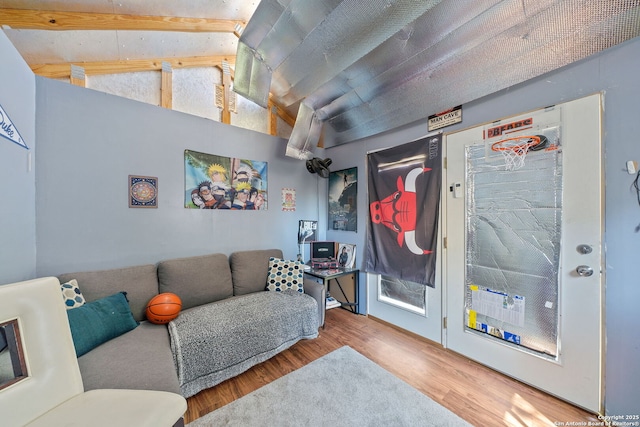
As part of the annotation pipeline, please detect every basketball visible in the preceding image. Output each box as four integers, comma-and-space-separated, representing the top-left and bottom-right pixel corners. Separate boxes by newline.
146, 293, 182, 324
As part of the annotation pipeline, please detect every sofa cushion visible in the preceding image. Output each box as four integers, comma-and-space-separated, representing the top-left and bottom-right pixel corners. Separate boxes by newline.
168, 290, 319, 397
60, 279, 86, 309
158, 253, 233, 310
78, 321, 181, 394
229, 249, 283, 296
66, 292, 139, 357
267, 257, 304, 293
58, 264, 158, 322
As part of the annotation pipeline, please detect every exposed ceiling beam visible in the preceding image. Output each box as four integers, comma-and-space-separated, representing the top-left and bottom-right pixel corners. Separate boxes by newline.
209, 69, 295, 127
161, 62, 172, 109
0, 8, 244, 33
30, 56, 235, 78
214, 63, 235, 80
268, 95, 296, 128
30, 56, 296, 128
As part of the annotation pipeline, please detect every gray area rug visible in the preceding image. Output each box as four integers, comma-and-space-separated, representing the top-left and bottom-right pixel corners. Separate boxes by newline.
187, 346, 472, 427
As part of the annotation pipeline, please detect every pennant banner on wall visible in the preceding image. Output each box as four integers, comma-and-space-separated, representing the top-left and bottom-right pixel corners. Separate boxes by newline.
0, 103, 28, 149
365, 134, 442, 287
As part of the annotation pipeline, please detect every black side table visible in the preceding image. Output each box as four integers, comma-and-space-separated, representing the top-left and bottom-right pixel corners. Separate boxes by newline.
304, 267, 359, 314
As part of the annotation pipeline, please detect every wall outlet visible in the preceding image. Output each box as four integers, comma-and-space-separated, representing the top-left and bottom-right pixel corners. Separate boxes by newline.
626, 160, 638, 174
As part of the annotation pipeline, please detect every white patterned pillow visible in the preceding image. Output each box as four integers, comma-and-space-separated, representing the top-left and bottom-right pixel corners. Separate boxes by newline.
267, 257, 304, 293
60, 279, 86, 309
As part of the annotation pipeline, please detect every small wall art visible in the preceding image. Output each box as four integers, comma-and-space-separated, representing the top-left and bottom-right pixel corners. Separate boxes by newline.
282, 188, 296, 211
129, 175, 158, 208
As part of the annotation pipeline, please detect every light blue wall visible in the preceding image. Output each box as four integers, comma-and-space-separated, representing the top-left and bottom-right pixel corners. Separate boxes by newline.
325, 37, 640, 414
0, 32, 36, 284
34, 77, 320, 276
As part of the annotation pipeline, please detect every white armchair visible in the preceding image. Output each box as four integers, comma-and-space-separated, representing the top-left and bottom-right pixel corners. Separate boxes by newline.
0, 277, 187, 427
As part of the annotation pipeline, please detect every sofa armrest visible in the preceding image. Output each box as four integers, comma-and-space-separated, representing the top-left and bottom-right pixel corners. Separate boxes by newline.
25, 389, 187, 427
303, 279, 325, 328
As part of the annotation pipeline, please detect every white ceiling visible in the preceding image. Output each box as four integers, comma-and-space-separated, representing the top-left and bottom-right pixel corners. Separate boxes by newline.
0, 0, 259, 64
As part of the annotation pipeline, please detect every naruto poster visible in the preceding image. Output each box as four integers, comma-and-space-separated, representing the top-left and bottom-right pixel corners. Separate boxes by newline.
366, 135, 442, 287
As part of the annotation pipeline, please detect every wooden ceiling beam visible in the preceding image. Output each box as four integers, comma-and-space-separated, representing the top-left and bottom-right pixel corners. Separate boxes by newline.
30, 56, 235, 78
161, 62, 172, 109
28, 56, 298, 131
0, 8, 244, 33
268, 95, 296, 128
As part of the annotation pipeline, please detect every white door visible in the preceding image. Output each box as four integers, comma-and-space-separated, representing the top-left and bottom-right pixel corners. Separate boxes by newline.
444, 94, 603, 412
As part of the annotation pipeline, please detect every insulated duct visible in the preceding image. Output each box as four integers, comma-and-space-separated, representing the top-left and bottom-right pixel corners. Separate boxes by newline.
234, 41, 272, 109
285, 102, 322, 160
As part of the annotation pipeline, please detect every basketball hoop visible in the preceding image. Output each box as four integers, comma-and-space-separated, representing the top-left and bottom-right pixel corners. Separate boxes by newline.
491, 135, 541, 171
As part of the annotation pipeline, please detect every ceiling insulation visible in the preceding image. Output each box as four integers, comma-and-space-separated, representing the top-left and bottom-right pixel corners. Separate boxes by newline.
234, 0, 640, 155
0, 0, 259, 64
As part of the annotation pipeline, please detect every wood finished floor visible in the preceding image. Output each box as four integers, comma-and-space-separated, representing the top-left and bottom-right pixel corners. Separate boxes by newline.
185, 308, 600, 426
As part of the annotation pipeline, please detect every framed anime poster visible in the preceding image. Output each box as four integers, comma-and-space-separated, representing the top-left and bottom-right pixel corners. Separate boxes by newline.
184, 150, 267, 210
328, 167, 357, 231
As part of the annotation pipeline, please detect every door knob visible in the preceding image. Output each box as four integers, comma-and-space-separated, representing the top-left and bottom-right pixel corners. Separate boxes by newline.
576, 265, 594, 277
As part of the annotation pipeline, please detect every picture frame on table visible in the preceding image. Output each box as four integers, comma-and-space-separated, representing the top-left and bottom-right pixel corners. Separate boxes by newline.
298, 220, 318, 244
337, 243, 356, 268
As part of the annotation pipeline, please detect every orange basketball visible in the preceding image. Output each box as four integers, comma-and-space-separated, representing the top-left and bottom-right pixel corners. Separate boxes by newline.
146, 293, 182, 324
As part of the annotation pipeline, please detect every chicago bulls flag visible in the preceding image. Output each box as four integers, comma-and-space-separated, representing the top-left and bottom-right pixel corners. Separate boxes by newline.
366, 135, 442, 287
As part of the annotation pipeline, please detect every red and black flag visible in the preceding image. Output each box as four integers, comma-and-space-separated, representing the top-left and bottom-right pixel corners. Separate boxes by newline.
366, 135, 442, 287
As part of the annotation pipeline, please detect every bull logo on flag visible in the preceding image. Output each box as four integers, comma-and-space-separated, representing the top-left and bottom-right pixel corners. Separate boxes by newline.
369, 167, 433, 255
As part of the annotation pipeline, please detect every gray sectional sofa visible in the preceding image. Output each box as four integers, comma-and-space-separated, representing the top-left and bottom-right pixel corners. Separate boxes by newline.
57, 249, 324, 399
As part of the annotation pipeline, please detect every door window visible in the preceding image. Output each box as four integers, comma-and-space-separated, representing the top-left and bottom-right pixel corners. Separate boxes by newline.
378, 275, 427, 316
464, 126, 562, 359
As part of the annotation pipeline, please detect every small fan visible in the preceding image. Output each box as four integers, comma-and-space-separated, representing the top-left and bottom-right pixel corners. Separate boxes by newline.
305, 157, 332, 178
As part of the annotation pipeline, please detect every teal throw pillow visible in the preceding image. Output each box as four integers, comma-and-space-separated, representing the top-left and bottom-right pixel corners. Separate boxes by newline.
66, 292, 139, 357
267, 257, 304, 293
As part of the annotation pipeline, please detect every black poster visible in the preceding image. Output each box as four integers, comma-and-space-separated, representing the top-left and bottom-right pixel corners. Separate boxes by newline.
366, 135, 442, 287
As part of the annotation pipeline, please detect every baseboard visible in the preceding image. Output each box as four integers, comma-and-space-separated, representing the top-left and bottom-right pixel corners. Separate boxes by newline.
367, 314, 445, 349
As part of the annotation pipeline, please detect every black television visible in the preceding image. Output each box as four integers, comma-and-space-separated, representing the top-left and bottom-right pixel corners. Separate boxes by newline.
311, 241, 336, 260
